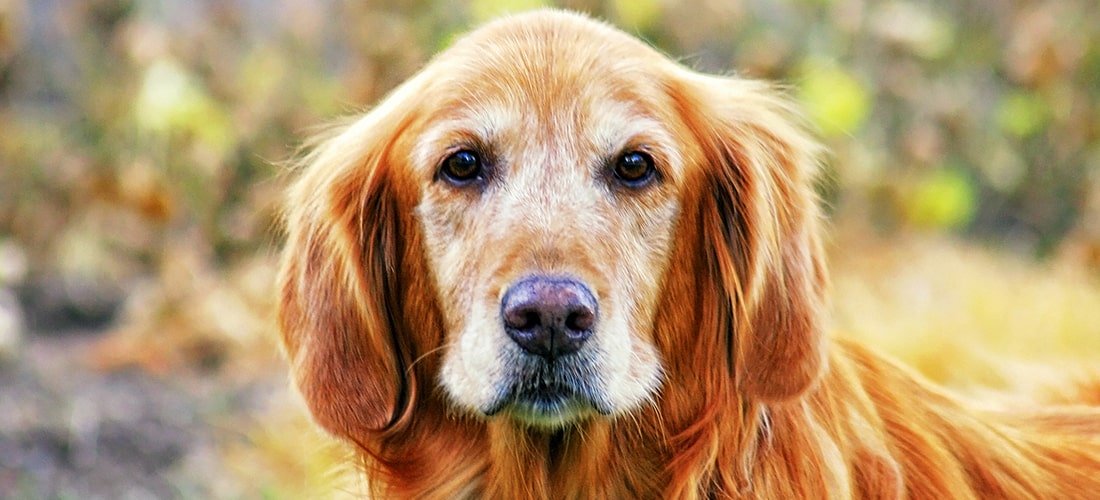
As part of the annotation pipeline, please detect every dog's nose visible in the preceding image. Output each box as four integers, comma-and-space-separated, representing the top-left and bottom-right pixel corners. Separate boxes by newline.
501, 277, 597, 360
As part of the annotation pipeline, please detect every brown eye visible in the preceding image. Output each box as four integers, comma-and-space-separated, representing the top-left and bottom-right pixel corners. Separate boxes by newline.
613, 151, 656, 187
440, 150, 483, 184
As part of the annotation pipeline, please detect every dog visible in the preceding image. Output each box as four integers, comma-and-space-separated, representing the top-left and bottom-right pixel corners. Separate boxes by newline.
278, 9, 1100, 498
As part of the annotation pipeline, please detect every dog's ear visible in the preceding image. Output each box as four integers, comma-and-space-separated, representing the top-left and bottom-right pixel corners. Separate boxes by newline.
277, 97, 420, 441
680, 75, 829, 402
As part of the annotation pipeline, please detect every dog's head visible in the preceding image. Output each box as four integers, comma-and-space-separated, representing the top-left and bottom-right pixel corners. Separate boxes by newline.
279, 10, 827, 438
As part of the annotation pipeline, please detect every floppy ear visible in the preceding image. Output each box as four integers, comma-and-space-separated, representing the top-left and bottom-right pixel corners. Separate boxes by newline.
682, 75, 829, 402
277, 104, 419, 442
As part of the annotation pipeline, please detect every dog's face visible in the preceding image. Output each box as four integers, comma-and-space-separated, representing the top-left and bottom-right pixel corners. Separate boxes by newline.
410, 23, 688, 427
279, 11, 827, 444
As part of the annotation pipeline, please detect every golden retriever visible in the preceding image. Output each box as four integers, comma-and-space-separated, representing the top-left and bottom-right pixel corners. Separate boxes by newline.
278, 10, 1100, 498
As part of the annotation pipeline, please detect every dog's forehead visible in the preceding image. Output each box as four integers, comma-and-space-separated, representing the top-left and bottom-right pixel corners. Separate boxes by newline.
445, 11, 660, 73
429, 12, 669, 112
408, 12, 684, 178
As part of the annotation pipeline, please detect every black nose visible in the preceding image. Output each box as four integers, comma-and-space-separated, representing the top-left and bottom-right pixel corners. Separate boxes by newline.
501, 277, 597, 360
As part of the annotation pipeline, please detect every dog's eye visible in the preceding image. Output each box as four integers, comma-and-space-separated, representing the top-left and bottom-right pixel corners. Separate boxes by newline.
613, 151, 656, 187
440, 150, 483, 184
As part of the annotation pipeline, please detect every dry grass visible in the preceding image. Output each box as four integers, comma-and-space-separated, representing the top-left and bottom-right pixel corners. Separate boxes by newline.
831, 226, 1100, 397
219, 393, 365, 499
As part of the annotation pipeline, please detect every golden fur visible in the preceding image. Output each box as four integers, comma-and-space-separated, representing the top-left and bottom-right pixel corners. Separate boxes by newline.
278, 10, 1100, 498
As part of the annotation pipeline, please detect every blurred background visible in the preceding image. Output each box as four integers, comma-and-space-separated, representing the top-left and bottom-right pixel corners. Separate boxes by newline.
1, 0, 1098, 497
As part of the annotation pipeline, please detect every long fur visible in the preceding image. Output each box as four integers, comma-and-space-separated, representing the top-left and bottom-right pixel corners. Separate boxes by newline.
278, 10, 1100, 498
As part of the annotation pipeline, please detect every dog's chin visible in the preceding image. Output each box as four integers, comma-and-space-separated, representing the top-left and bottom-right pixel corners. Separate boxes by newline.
483, 383, 612, 429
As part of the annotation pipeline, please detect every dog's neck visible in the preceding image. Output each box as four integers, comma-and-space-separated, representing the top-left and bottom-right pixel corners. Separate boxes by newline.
477, 414, 669, 497
364, 358, 771, 498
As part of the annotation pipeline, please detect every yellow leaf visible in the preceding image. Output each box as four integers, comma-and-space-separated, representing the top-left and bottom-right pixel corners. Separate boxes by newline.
997, 91, 1051, 138
135, 60, 204, 133
797, 61, 871, 137
611, 0, 661, 31
134, 59, 234, 158
904, 168, 976, 229
470, 0, 552, 23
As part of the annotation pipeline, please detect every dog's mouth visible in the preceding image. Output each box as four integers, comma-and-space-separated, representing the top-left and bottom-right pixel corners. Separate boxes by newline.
482, 361, 612, 427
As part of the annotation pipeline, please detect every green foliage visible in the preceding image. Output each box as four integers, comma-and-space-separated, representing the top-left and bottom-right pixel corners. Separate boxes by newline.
2, 2, 1099, 495
1, 0, 1098, 291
